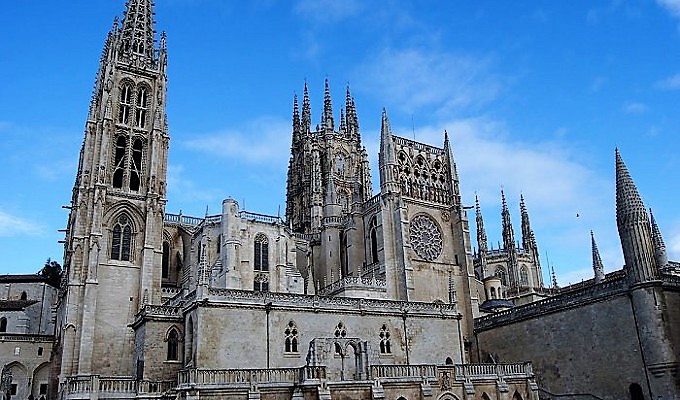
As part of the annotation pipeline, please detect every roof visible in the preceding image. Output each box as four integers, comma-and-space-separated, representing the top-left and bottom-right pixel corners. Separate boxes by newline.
0, 274, 59, 288
479, 299, 514, 313
0, 299, 39, 311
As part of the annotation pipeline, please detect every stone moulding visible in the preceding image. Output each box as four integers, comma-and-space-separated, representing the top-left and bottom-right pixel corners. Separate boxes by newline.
474, 276, 629, 332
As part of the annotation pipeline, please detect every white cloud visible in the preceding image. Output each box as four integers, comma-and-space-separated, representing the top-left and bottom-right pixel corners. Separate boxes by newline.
294, 0, 362, 22
0, 211, 43, 236
622, 102, 648, 114
355, 48, 501, 116
656, 73, 680, 90
182, 116, 291, 168
657, 0, 680, 18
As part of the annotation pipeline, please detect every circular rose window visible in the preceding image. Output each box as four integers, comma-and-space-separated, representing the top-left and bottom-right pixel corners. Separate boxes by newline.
409, 215, 443, 261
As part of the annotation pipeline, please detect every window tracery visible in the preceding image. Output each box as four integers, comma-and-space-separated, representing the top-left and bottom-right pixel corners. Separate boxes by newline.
112, 135, 127, 189
135, 87, 148, 128
369, 217, 379, 265
496, 267, 507, 286
254, 234, 269, 271
379, 324, 391, 354
118, 83, 133, 124
254, 273, 269, 292
111, 214, 133, 261
166, 327, 179, 361
520, 266, 529, 286
284, 321, 299, 353
409, 215, 443, 261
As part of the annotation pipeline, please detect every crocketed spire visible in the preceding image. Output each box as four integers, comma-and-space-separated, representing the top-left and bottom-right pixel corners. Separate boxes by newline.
119, 0, 156, 59
591, 231, 605, 283
650, 208, 668, 270
292, 94, 300, 139
301, 81, 311, 132
615, 149, 658, 283
476, 195, 488, 254
322, 79, 334, 131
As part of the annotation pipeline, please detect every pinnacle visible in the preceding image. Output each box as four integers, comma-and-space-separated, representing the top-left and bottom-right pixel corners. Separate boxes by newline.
615, 149, 647, 227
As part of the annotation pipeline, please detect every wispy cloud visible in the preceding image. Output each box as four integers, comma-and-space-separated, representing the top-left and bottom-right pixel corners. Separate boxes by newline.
657, 0, 680, 18
294, 0, 362, 22
0, 211, 43, 236
656, 73, 680, 90
356, 47, 502, 116
622, 102, 648, 114
182, 116, 291, 168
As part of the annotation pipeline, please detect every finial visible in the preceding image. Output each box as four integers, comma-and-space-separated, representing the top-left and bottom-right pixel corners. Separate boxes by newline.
591, 230, 605, 283
323, 78, 334, 131
302, 81, 311, 132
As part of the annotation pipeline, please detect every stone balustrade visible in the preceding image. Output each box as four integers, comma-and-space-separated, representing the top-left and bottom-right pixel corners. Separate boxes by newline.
61, 376, 175, 399
370, 364, 437, 380
177, 366, 326, 388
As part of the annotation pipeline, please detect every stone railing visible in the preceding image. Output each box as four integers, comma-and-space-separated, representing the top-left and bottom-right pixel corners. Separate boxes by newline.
239, 211, 283, 224
446, 363, 532, 380
475, 277, 628, 331
0, 334, 54, 343
165, 213, 203, 227
139, 304, 182, 318
394, 136, 442, 155
177, 366, 326, 388
61, 376, 175, 398
364, 194, 381, 209
202, 287, 458, 317
161, 286, 181, 297
370, 364, 437, 380
318, 275, 387, 296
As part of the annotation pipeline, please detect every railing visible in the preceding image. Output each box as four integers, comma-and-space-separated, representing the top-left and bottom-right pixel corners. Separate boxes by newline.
161, 286, 181, 297
0, 334, 54, 342
178, 366, 323, 387
63, 376, 176, 397
370, 364, 437, 380
165, 213, 204, 226
318, 275, 387, 296
239, 211, 283, 224
475, 276, 628, 331
393, 136, 442, 155
363, 194, 381, 209
448, 363, 532, 379
139, 304, 182, 318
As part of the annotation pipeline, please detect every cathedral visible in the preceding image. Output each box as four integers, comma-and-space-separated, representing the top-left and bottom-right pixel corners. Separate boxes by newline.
1, 1, 678, 400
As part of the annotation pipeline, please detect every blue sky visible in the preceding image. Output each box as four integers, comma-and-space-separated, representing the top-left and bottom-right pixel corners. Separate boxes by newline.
1, 1, 678, 285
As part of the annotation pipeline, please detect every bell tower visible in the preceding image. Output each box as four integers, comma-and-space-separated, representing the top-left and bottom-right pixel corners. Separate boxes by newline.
57, 0, 169, 378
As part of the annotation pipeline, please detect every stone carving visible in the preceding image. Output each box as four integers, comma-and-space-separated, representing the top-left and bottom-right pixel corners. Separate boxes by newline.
409, 214, 443, 261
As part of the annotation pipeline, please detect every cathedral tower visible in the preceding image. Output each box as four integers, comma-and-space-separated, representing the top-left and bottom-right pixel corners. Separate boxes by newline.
57, 0, 168, 378
285, 80, 373, 285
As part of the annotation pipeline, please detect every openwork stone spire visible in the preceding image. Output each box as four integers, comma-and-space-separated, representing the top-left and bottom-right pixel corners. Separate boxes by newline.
292, 94, 301, 140
649, 209, 668, 270
476, 195, 488, 253
591, 231, 605, 283
119, 0, 156, 60
520, 195, 535, 249
501, 190, 519, 286
301, 81, 311, 132
615, 149, 658, 283
322, 79, 334, 131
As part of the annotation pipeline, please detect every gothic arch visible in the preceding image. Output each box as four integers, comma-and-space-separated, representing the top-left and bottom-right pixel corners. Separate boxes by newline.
480, 393, 491, 400
437, 392, 461, 400
512, 391, 523, 400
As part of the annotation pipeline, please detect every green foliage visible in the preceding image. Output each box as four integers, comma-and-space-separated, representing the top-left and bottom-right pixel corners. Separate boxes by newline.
38, 258, 62, 286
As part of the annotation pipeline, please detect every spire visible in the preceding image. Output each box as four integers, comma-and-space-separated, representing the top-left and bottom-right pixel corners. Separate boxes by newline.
501, 190, 515, 250
339, 107, 347, 134
443, 130, 461, 207
302, 81, 311, 132
119, 0, 156, 60
475, 195, 488, 254
378, 109, 398, 193
292, 94, 301, 139
323, 79, 334, 131
649, 209, 669, 270
615, 149, 658, 283
345, 85, 359, 139
591, 231, 605, 283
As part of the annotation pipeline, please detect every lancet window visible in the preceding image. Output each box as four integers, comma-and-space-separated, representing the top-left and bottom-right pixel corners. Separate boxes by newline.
162, 241, 170, 279
284, 321, 299, 353
495, 267, 507, 286
118, 83, 133, 124
0, 317, 7, 332
111, 134, 145, 192
254, 234, 269, 271
112, 136, 128, 189
520, 266, 529, 286
111, 214, 133, 261
167, 328, 179, 361
369, 217, 379, 264
129, 138, 143, 191
135, 87, 148, 128
379, 324, 391, 354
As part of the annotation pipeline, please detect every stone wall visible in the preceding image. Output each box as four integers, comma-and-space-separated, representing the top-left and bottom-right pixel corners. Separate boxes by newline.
475, 292, 645, 399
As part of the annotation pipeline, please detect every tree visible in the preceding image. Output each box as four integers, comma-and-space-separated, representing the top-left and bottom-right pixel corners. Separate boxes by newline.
38, 258, 62, 287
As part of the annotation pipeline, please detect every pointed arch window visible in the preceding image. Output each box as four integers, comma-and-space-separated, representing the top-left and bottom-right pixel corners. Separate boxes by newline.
135, 87, 148, 128
369, 217, 379, 264
379, 324, 391, 354
254, 234, 269, 271
284, 321, 299, 353
129, 138, 144, 191
112, 136, 128, 189
118, 83, 133, 124
20, 291, 27, 301
167, 328, 179, 361
520, 266, 529, 286
0, 317, 7, 332
162, 241, 170, 279
495, 267, 507, 286
111, 214, 133, 261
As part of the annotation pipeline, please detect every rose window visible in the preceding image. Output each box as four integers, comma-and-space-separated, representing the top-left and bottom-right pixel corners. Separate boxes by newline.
409, 215, 443, 261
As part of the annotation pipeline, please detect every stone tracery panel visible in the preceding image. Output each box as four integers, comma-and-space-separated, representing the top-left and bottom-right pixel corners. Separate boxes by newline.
409, 214, 443, 261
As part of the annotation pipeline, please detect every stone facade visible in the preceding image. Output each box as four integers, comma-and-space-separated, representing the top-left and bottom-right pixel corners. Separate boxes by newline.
2, 1, 677, 400
0, 275, 58, 400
